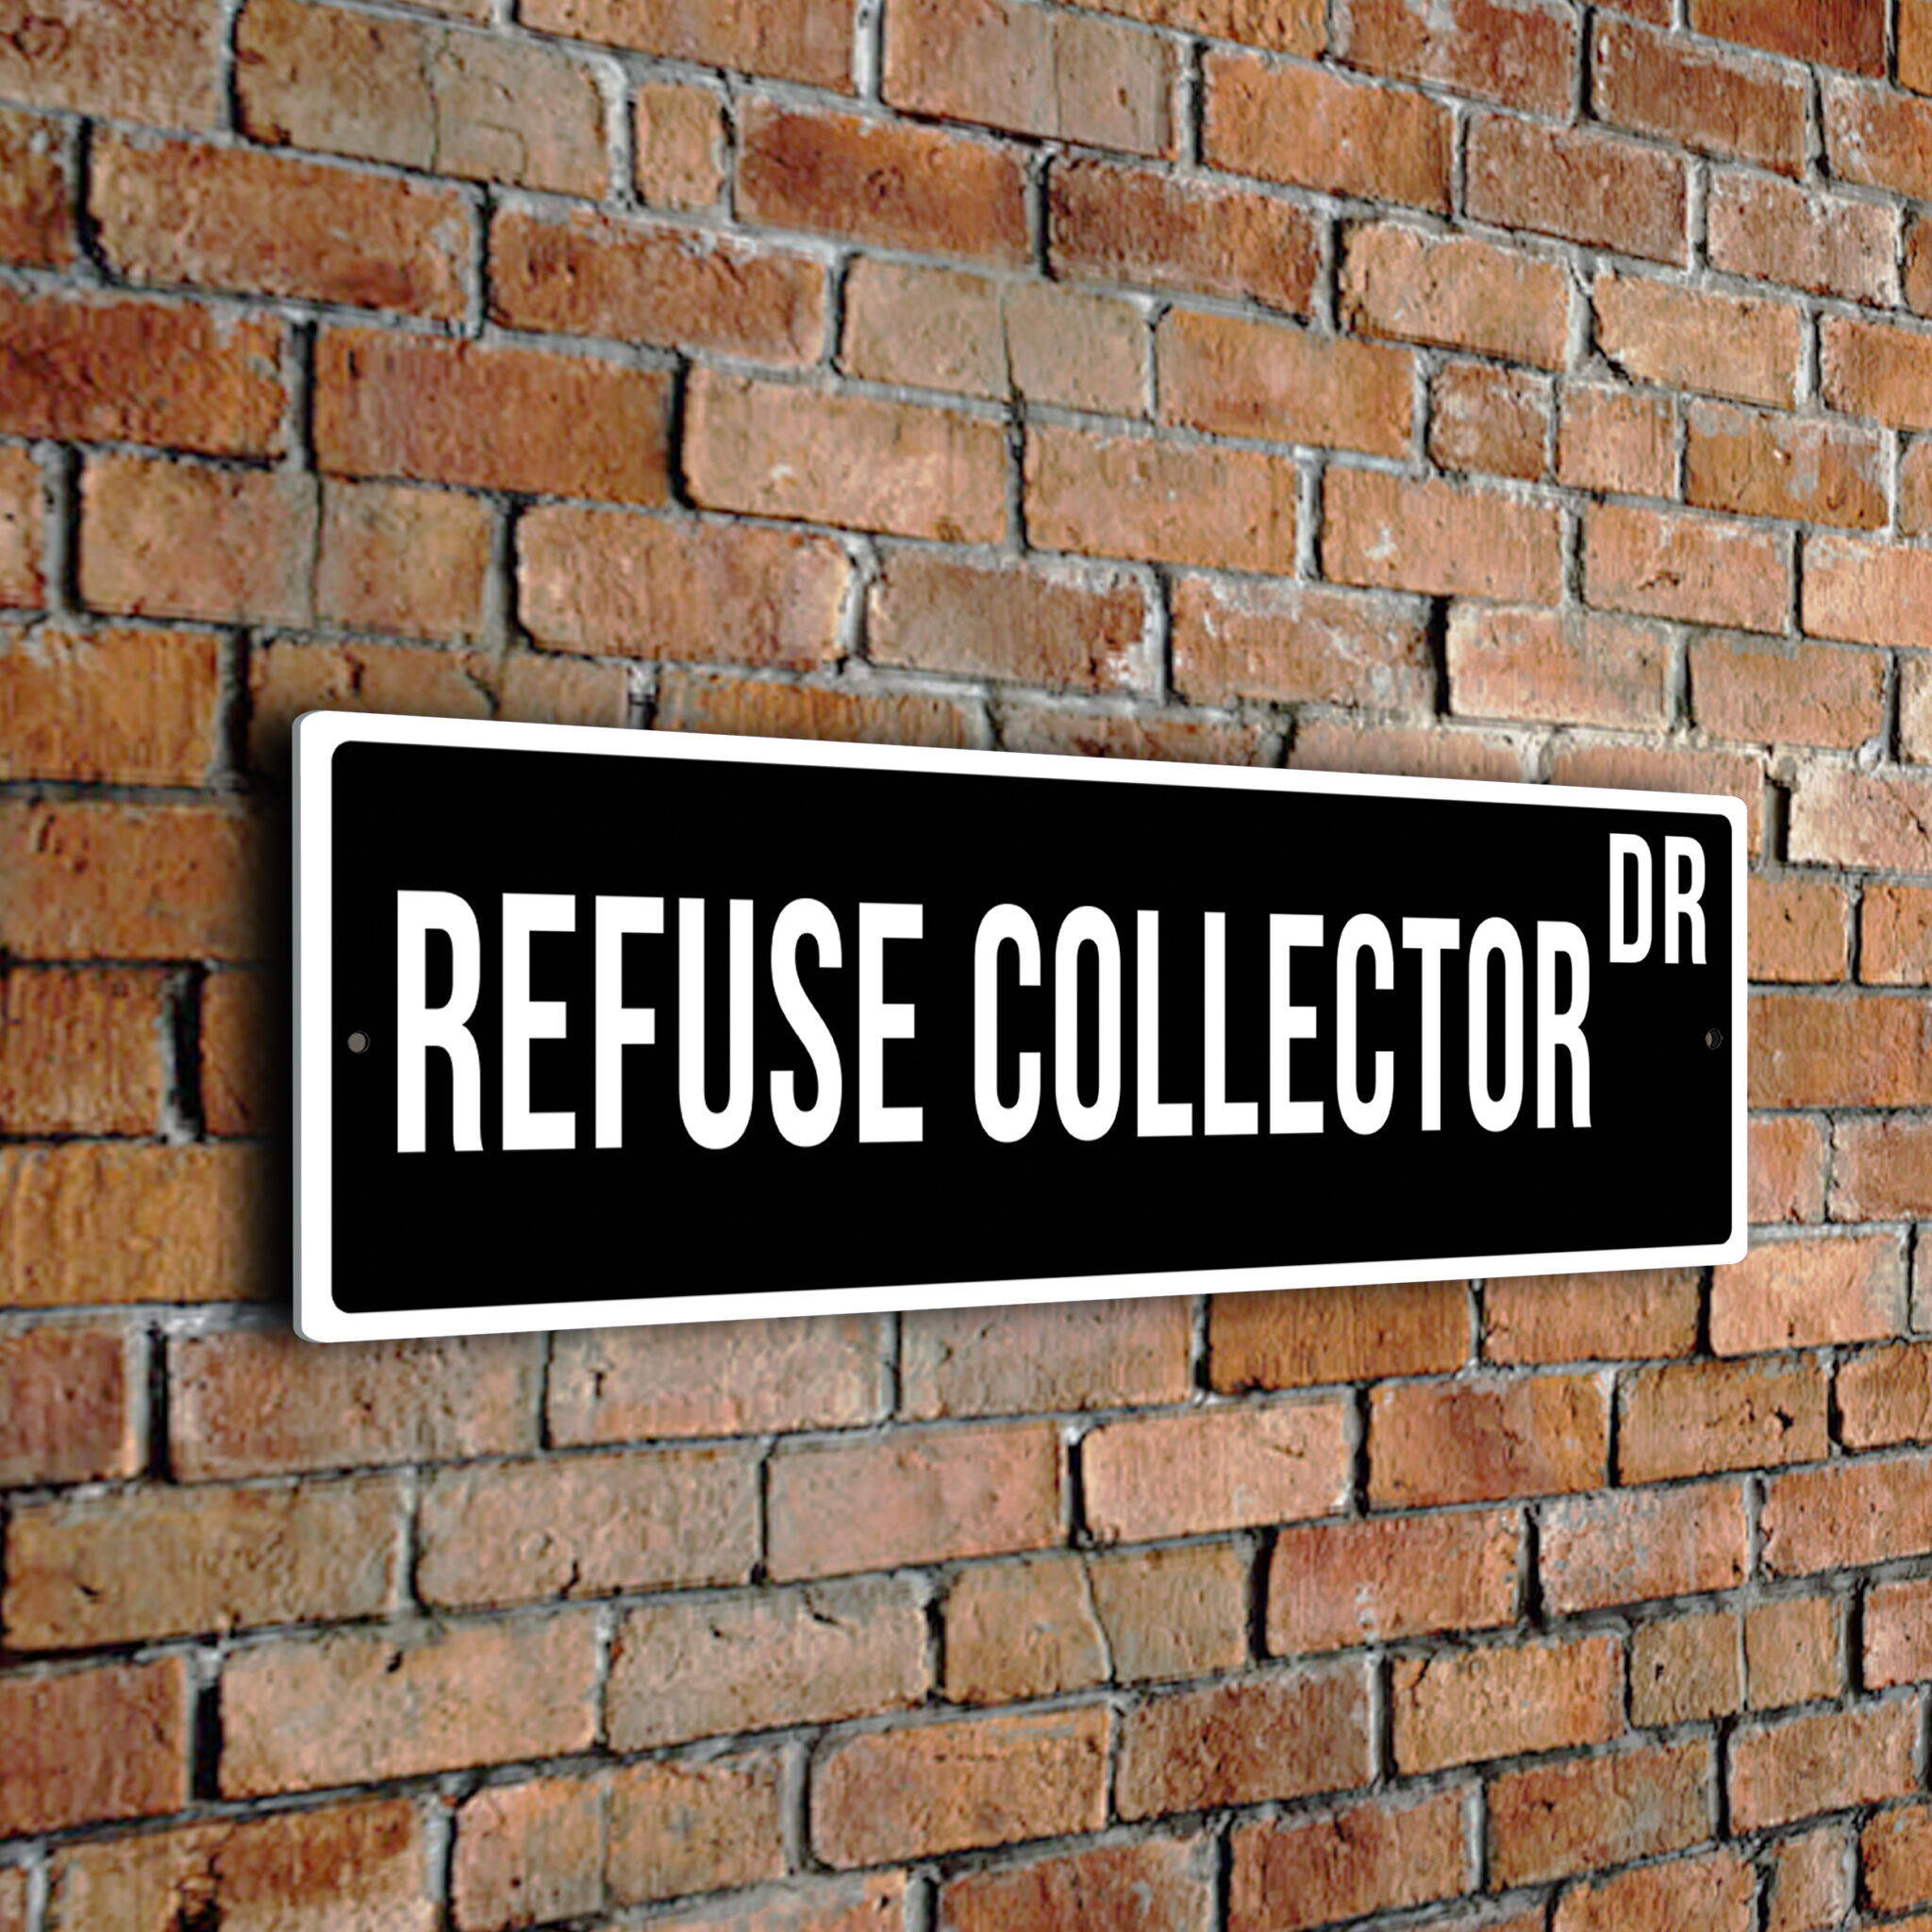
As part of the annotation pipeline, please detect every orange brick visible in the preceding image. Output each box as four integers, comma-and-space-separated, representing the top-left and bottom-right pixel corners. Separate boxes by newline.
1540, 1480, 1746, 1614
4, 1474, 405, 1648
655, 673, 974, 748
1170, 575, 1432, 711
1089, 1541, 1251, 1683
1694, 637, 1882, 756
1051, 158, 1320, 313
0, 1657, 188, 1836
1557, 383, 1674, 497
633, 1877, 907, 1932
1118, 1663, 1372, 1817
1831, 1119, 1932, 1219
1689, 0, 1884, 73
0, 1322, 142, 1490
634, 81, 726, 208
1341, 223, 1569, 369
1267, 1508, 1519, 1655
1026, 424, 1298, 573
1631, 1610, 1742, 1725
1596, 273, 1803, 408
1823, 74, 1932, 199
1911, 0, 1932, 91
315, 328, 670, 505
944, 1554, 1107, 1706
1490, 1739, 1712, 1886
1592, 15, 1806, 174
236, 0, 606, 195
1867, 1578, 1932, 1690
1865, 884, 1932, 983
1001, 705, 1268, 763
1745, 1593, 1840, 1708
1583, 502, 1790, 632
1765, 1825, 1851, 1932
1289, 717, 1522, 782
1004, 281, 1150, 413
883, 0, 1174, 154
496, 653, 626, 728
1714, 1234, 1903, 1353
1790, 764, 1932, 872
169, 1330, 539, 1480
1750, 1116, 1826, 1223
1391, 1632, 1623, 1774
0, 0, 220, 125
1083, 1403, 1352, 1542
812, 1707, 1109, 1864
1324, 470, 1563, 603
491, 208, 824, 366
0, 443, 41, 608
608, 1755, 787, 1906
1485, 1268, 1701, 1362
1730, 1700, 1916, 1830
1763, 1455, 1932, 1574
1074, 0, 1322, 48
92, 130, 469, 318
452, 1774, 601, 1931
1802, 532, 1932, 648
1747, 876, 1849, 983
944, 1839, 1211, 1932
314, 478, 491, 643
1467, 114, 1687, 263
1902, 433, 1932, 526
1555, 1849, 1756, 1932
1839, 1341, 1932, 1449
0, 968, 166, 1135
1337, 0, 1576, 113
221, 1611, 599, 1795
1707, 171, 1897, 305
1428, 361, 1550, 481
522, 0, 852, 88
1210, 1280, 1467, 1389
247, 641, 491, 771
1751, 991, 1932, 1108
900, 1298, 1190, 1418
1228, 1788, 1468, 1932
0, 107, 73, 267
1370, 1374, 1607, 1507
1686, 403, 1885, 531
1864, 1802, 1932, 1919
1202, 51, 1450, 210
1822, 316, 1932, 430
739, 102, 1027, 266
1448, 606, 1667, 729
1620, 1357, 1826, 1483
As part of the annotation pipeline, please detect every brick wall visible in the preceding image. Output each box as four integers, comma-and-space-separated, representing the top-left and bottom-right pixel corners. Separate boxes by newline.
5, 0, 1932, 1925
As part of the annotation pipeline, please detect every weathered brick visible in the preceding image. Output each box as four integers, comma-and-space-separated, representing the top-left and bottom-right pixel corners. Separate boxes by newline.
608, 1756, 787, 1906
1429, 362, 1550, 481
0, 0, 221, 126
169, 1330, 540, 1480
643, 1876, 906, 1932
313, 478, 491, 643
1202, 51, 1450, 211
1910, 0, 1932, 91
944, 1554, 1107, 1705
655, 673, 974, 748
1752, 992, 1932, 1108
1865, 884, 1932, 983
1324, 470, 1563, 603
1490, 1739, 1712, 1886
237, 0, 606, 195
1902, 434, 1932, 527
1802, 533, 1932, 650
813, 1707, 1110, 1864
1118, 1662, 1373, 1817
525, 0, 849, 82
1485, 1268, 1701, 1363
1370, 1374, 1608, 1507
1745, 1594, 1840, 1708
0, 443, 41, 608
1596, 274, 1803, 408
1712, 1232, 1904, 1354
1867, 1578, 1932, 1689
1689, 0, 1884, 74
1729, 1700, 1917, 1830
1686, 403, 1885, 531
1790, 764, 1932, 873
1449, 606, 1667, 729
1557, 383, 1674, 497
495, 652, 627, 728
1071, 0, 1322, 49
1839, 1340, 1932, 1449
0, 1322, 142, 1489
453, 1775, 600, 1932
901, 1298, 1190, 1418
0, 968, 166, 1135
1694, 637, 1883, 757
491, 208, 824, 366
1824, 74, 1932, 199
4, 1474, 405, 1648
1391, 1633, 1624, 1774
315, 329, 671, 505
1822, 316, 1932, 430
1863, 1801, 1932, 1915
247, 641, 491, 770
1747, 876, 1850, 983
1583, 503, 1790, 633
1052, 158, 1320, 313
1291, 718, 1525, 779
0, 1657, 188, 1836
1002, 704, 1268, 763
1541, 1480, 1747, 1613
1707, 171, 1897, 306
1211, 1281, 1467, 1390
739, 102, 1027, 265
1831, 1119, 1932, 1219
1027, 424, 1298, 573
1336, 0, 1576, 113
1762, 1455, 1932, 1574
221, 1612, 599, 1795
1268, 1508, 1519, 1654
1765, 1824, 1851, 1932
1341, 223, 1569, 369
0, 108, 73, 267
1555, 1849, 1756, 1932
1592, 16, 1806, 175
1467, 115, 1687, 263
1620, 1358, 1827, 1483
634, 82, 726, 208
1631, 1610, 1742, 1725
1751, 1116, 1827, 1223
943, 1838, 1212, 1932
1089, 1541, 1252, 1683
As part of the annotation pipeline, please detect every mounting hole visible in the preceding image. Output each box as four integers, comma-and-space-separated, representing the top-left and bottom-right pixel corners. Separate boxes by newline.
1705, 1027, 1724, 1051
347, 1031, 371, 1055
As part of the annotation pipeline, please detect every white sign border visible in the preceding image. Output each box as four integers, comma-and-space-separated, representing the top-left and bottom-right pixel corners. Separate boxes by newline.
293, 709, 1750, 1343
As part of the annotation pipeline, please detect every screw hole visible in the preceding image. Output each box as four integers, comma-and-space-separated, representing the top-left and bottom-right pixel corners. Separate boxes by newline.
347, 1031, 370, 1055
1705, 1027, 1724, 1051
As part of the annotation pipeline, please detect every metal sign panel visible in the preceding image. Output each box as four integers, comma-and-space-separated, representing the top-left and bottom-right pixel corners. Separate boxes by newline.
294, 712, 1746, 1342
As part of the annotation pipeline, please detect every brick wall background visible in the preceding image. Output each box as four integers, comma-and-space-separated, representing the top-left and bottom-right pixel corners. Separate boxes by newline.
8, 0, 1932, 1925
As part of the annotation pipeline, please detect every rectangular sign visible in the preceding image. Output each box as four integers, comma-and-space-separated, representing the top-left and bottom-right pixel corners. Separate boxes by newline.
294, 712, 1746, 1342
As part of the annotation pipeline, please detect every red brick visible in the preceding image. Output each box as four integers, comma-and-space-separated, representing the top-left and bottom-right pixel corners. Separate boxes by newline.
1763, 1455, 1932, 1573
1448, 606, 1666, 729
1693, 639, 1883, 758
1083, 1402, 1352, 1542
1485, 1268, 1701, 1362
1540, 1479, 1747, 1613
92, 130, 469, 318
1229, 1788, 1467, 1932
1490, 1739, 1712, 1886
1865, 884, 1932, 984
1118, 1663, 1372, 1818
1765, 1825, 1851, 1932
1202, 51, 1450, 211
491, 208, 824, 367
1686, 404, 1885, 532
0, 1322, 142, 1489
944, 1554, 1107, 1706
237, 0, 607, 195
1751, 992, 1932, 1108
0, 1658, 188, 1836
1467, 115, 1687, 264
315, 328, 670, 506
247, 641, 491, 771
1689, 0, 1884, 73
883, 0, 1174, 154
202, 972, 298, 1136
1392, 1633, 1624, 1774
169, 1330, 539, 1480
1822, 316, 1932, 430
1620, 1358, 1827, 1483
1631, 1611, 1742, 1725
1707, 172, 1897, 306
0, 968, 165, 1135
1051, 158, 1319, 313
1823, 75, 1932, 199
634, 81, 727, 208
453, 1775, 601, 1931
1802, 533, 1932, 650
1324, 470, 1563, 603
0, 0, 221, 126
1557, 383, 1674, 497
0, 107, 72, 267
1838, 1340, 1932, 1449
1592, 16, 1807, 175
1864, 1801, 1932, 1914
1267, 1508, 1519, 1654
1867, 1578, 1932, 1690
1336, 0, 1576, 113
1555, 1849, 1756, 1932
1583, 503, 1790, 633
521, 0, 851, 89
768, 1422, 1059, 1580
221, 1611, 599, 1796
1090, 1541, 1251, 1683
1746, 876, 1849, 983
4, 1474, 405, 1648
1070, 0, 1323, 50
739, 102, 1027, 266
496, 653, 626, 728
0, 443, 40, 608
1429, 362, 1550, 482
655, 673, 974, 748
1289, 718, 1522, 783
1831, 1119, 1932, 1219
944, 1838, 1211, 1932
315, 477, 491, 642
1730, 1700, 1916, 1830
1596, 273, 1803, 408
1027, 424, 1297, 573
639, 1876, 906, 1932
1745, 1593, 1840, 1708
1910, 0, 1932, 91
608, 1755, 787, 1906
1210, 1280, 1467, 1389
901, 1298, 1190, 1418
1370, 1374, 1608, 1507
813, 1707, 1109, 1864
1751, 1117, 1826, 1223
1902, 433, 1932, 526
1790, 764, 1932, 873
1341, 223, 1569, 369
1002, 705, 1268, 763
418, 1446, 758, 1608
1713, 1233, 1903, 1354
